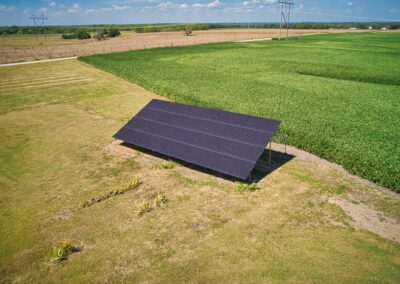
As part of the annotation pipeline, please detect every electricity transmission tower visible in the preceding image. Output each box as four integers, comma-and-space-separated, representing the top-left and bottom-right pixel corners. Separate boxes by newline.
29, 14, 48, 41
278, 0, 294, 40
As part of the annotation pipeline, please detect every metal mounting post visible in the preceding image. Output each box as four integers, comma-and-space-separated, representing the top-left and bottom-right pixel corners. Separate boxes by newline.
269, 141, 272, 165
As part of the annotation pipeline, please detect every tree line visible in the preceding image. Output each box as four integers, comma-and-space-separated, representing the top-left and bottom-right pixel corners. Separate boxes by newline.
1, 22, 399, 35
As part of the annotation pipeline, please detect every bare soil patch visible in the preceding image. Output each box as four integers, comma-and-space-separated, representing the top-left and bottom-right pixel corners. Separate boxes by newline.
329, 198, 400, 242
0, 29, 369, 64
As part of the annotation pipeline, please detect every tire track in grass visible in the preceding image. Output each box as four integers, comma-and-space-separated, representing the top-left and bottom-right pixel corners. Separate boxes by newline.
0, 78, 93, 92
0, 76, 89, 89
0, 74, 84, 84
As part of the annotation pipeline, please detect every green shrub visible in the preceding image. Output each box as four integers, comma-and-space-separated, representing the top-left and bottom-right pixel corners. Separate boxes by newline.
108, 28, 121, 37
76, 29, 91, 40
62, 33, 77, 39
62, 30, 90, 40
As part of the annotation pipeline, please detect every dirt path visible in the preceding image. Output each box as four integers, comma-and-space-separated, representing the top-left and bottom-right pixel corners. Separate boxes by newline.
0, 56, 77, 67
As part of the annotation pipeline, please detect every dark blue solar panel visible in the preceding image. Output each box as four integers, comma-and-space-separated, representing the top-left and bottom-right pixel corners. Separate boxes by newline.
114, 99, 280, 179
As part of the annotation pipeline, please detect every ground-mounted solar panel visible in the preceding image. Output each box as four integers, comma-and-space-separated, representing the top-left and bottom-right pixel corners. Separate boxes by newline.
114, 99, 280, 179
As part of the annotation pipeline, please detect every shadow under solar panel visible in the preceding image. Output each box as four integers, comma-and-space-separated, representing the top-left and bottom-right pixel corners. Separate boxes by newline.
114, 99, 280, 179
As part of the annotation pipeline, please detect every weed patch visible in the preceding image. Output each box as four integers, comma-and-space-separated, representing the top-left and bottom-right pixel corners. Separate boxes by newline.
50, 240, 79, 262
154, 194, 168, 207
136, 200, 152, 216
156, 160, 179, 170
82, 177, 142, 208
136, 194, 169, 216
235, 182, 258, 192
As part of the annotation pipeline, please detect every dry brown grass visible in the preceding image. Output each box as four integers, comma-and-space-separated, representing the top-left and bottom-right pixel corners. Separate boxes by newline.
0, 28, 372, 64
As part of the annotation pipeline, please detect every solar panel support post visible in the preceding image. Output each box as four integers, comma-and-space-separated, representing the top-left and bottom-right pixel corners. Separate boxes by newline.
284, 133, 288, 154
278, 0, 294, 40
268, 141, 272, 165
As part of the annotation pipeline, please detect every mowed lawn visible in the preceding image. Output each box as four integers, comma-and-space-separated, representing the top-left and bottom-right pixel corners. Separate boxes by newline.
80, 32, 400, 192
0, 60, 400, 282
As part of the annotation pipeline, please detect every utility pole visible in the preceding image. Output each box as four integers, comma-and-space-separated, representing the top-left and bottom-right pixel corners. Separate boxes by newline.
278, 0, 294, 40
29, 14, 48, 41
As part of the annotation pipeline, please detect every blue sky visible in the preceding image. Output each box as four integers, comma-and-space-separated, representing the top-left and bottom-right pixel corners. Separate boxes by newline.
0, 0, 399, 26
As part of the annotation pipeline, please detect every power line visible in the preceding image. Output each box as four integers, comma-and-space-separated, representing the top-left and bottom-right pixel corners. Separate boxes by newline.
278, 0, 294, 40
29, 14, 48, 41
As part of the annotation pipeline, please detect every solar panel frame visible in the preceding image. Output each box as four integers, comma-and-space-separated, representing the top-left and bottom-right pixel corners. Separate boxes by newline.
114, 99, 280, 179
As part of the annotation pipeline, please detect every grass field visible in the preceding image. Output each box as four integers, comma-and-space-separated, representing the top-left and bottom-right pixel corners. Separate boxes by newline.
1, 59, 400, 282
80, 32, 400, 192
0, 34, 87, 47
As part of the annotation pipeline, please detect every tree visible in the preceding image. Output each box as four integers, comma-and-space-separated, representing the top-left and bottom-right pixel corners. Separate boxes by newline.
95, 28, 106, 40
76, 29, 91, 40
185, 25, 192, 36
108, 28, 121, 37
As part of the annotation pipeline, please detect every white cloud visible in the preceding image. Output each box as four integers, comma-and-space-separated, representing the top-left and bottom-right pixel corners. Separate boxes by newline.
388, 8, 397, 13
67, 3, 80, 13
158, 2, 173, 9
179, 3, 189, 9
85, 8, 96, 14
311, 6, 321, 12
100, 7, 113, 12
112, 4, 131, 10
49, 1, 56, 7
347, 2, 353, 6
192, 0, 224, 9
84, 4, 133, 15
243, 0, 276, 6
38, 7, 49, 13
23, 8, 32, 15
0, 4, 15, 12
207, 0, 223, 8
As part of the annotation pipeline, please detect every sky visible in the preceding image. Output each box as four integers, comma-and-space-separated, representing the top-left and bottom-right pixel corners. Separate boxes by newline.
0, 0, 399, 26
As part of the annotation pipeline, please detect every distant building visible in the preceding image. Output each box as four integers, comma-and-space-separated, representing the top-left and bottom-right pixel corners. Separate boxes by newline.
381, 27, 387, 31
349, 27, 357, 30
368, 26, 373, 30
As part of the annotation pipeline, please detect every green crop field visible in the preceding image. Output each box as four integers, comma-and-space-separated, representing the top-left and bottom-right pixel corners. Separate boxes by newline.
80, 32, 400, 192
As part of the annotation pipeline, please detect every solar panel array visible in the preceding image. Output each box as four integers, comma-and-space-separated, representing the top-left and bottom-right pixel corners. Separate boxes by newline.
114, 99, 280, 179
